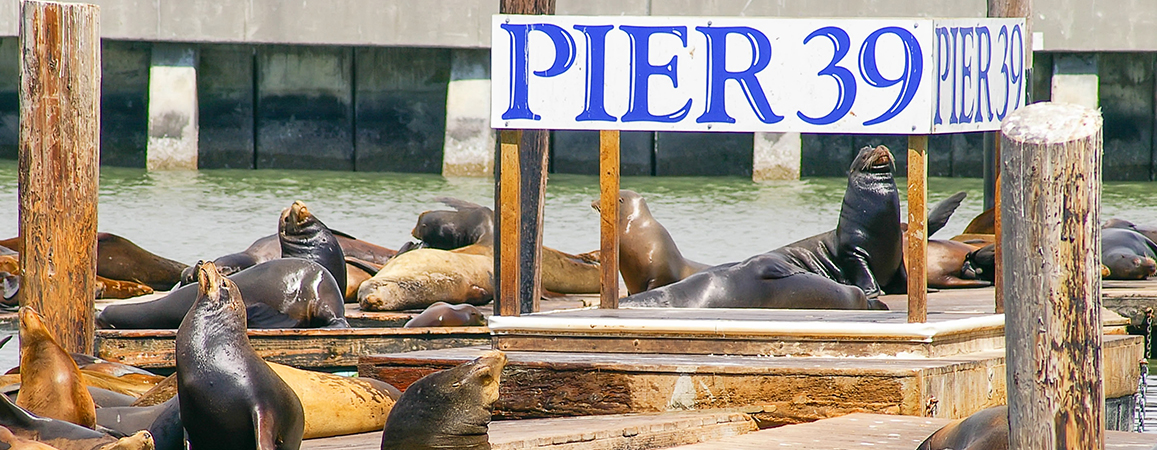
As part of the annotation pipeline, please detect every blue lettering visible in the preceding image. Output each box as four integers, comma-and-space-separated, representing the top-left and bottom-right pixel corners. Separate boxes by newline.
574, 25, 616, 122
959, 27, 974, 123
1010, 24, 1024, 110
500, 23, 577, 121
996, 25, 1010, 120
934, 27, 951, 125
858, 26, 924, 126
695, 26, 782, 124
975, 26, 993, 122
620, 25, 692, 123
798, 26, 856, 126
949, 27, 960, 124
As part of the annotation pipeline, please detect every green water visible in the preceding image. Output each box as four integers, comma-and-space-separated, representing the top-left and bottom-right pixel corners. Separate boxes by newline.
0, 159, 1155, 267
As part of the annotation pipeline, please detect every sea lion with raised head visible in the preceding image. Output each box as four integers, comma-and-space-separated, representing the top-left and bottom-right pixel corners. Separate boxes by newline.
380, 350, 507, 450
0, 393, 153, 450
620, 252, 886, 310
15, 307, 96, 429
1102, 227, 1157, 280
279, 200, 347, 296
404, 302, 486, 328
176, 261, 304, 450
770, 145, 905, 297
917, 405, 1008, 450
98, 258, 347, 329
593, 190, 709, 295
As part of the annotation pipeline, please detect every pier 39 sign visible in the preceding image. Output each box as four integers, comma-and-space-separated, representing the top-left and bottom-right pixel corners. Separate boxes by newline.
491, 16, 1026, 134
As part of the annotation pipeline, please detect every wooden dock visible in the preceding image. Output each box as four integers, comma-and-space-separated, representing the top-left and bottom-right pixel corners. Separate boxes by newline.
303, 410, 757, 450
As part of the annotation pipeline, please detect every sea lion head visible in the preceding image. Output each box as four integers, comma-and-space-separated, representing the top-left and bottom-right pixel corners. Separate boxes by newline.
1105, 253, 1157, 279
192, 261, 245, 318
380, 350, 507, 450
590, 190, 650, 227
1102, 264, 1112, 278
851, 145, 895, 175
280, 201, 316, 236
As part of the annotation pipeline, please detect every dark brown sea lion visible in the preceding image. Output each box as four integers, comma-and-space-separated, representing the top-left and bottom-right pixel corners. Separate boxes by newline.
96, 397, 182, 450
770, 145, 905, 297
620, 252, 886, 310
592, 190, 709, 295
280, 200, 347, 296
16, 307, 97, 429
404, 302, 486, 328
917, 405, 1008, 450
98, 258, 348, 329
1104, 218, 1157, 245
176, 261, 304, 450
0, 393, 154, 450
344, 257, 382, 303
412, 198, 494, 250
1102, 228, 1157, 280
0, 234, 186, 292
0, 254, 153, 301
380, 351, 506, 450
962, 207, 996, 235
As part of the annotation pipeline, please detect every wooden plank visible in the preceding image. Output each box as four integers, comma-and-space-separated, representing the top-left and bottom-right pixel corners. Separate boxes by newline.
667, 413, 1157, 450
1001, 103, 1104, 449
518, 129, 548, 314
18, 1, 101, 354
599, 129, 620, 309
907, 135, 929, 323
498, 129, 521, 317
95, 327, 489, 370
302, 410, 756, 450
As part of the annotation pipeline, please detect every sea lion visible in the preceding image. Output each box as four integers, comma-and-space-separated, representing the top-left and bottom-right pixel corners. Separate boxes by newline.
0, 424, 58, 450
1102, 228, 1157, 280
902, 192, 989, 289
0, 393, 153, 450
266, 362, 396, 439
0, 254, 153, 301
176, 261, 304, 450
592, 190, 709, 295
98, 258, 348, 329
962, 207, 996, 235
280, 200, 347, 296
96, 398, 182, 450
917, 405, 1007, 450
620, 252, 886, 310
16, 307, 96, 429
404, 302, 486, 328
359, 244, 494, 312
770, 145, 905, 297
380, 351, 507, 450
344, 257, 381, 303
0, 234, 186, 292
1105, 218, 1157, 244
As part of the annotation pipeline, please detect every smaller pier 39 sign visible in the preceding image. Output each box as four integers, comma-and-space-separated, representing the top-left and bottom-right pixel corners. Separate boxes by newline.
491, 16, 1026, 134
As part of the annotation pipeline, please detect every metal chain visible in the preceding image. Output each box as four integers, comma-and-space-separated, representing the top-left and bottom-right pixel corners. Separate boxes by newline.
1137, 361, 1148, 433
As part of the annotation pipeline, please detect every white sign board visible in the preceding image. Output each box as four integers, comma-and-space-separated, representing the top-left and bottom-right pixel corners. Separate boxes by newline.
491, 16, 1026, 134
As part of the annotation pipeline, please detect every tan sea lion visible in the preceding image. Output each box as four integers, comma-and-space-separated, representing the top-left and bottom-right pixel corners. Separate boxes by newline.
962, 207, 996, 235
358, 244, 494, 312
0, 424, 58, 449
266, 362, 396, 439
404, 302, 486, 328
380, 351, 506, 450
592, 190, 708, 295
16, 307, 96, 429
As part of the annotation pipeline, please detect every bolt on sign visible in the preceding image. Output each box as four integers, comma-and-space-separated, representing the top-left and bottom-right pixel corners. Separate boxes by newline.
491, 16, 1026, 134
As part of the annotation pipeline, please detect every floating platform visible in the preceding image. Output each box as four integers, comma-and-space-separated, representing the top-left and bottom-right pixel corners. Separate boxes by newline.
303, 410, 757, 450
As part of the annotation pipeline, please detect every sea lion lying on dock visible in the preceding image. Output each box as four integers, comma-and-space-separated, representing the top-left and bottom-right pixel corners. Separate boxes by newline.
99, 258, 348, 329
0, 392, 154, 450
96, 398, 182, 450
0, 233, 186, 292
177, 261, 304, 450
1102, 227, 1157, 280
592, 190, 709, 295
404, 302, 486, 328
380, 350, 506, 450
359, 244, 494, 311
917, 405, 1007, 450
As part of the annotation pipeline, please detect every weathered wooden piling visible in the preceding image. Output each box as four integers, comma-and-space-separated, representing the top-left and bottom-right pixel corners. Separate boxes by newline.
18, 0, 101, 354
1001, 102, 1103, 449
599, 130, 620, 309
907, 135, 928, 323
494, 0, 555, 316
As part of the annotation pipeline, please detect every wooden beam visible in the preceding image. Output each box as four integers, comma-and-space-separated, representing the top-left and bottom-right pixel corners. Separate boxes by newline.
599, 130, 620, 309
994, 138, 1004, 314
495, 0, 555, 316
1001, 103, 1102, 450
498, 129, 522, 317
906, 135, 928, 323
18, 1, 101, 355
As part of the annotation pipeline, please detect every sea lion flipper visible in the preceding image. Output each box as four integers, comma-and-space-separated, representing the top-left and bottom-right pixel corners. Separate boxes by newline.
434, 197, 486, 211
327, 228, 358, 240
927, 191, 966, 237
253, 409, 279, 450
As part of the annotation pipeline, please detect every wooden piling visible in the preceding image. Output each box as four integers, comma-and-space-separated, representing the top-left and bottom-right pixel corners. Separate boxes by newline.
18, 0, 101, 355
1001, 102, 1102, 450
494, 0, 555, 316
599, 130, 620, 309
907, 136, 928, 323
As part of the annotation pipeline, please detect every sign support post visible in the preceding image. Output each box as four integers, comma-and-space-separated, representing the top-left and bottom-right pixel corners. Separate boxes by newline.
907, 135, 928, 323
599, 130, 620, 309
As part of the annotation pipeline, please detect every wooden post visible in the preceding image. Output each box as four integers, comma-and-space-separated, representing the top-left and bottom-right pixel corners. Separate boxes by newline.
599, 130, 620, 309
497, 130, 522, 317
907, 135, 928, 323
1001, 102, 1102, 450
18, 1, 101, 355
494, 0, 554, 316
988, 0, 1031, 316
